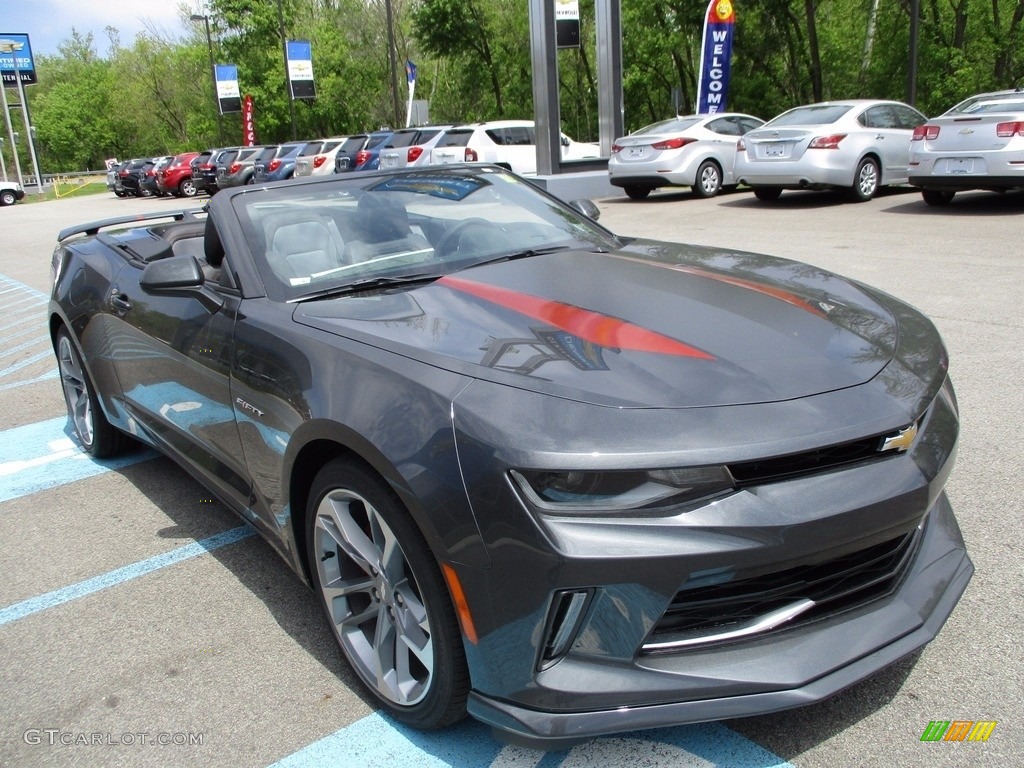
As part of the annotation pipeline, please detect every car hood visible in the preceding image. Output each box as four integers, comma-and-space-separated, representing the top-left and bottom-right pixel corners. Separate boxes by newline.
293, 242, 900, 408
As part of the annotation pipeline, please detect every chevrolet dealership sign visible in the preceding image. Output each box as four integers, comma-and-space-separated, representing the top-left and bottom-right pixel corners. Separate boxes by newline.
0, 34, 38, 86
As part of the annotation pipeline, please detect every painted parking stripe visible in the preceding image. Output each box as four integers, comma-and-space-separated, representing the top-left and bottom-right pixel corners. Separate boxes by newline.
0, 274, 56, 390
270, 713, 795, 768
0, 417, 158, 504
0, 525, 255, 626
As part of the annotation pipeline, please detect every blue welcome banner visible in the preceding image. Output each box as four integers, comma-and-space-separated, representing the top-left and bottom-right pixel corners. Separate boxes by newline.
696, 0, 735, 114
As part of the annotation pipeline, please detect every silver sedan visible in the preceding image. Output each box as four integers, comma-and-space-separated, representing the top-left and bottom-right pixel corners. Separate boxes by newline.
608, 113, 764, 199
908, 90, 1024, 205
735, 99, 926, 202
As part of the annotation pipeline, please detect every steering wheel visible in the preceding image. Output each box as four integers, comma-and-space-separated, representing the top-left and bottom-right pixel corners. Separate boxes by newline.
435, 218, 499, 257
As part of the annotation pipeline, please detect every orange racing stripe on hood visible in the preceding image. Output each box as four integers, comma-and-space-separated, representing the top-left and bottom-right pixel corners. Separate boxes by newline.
438, 275, 714, 359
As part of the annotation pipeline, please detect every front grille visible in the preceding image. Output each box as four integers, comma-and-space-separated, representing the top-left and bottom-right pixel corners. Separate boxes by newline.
643, 528, 922, 653
727, 433, 891, 486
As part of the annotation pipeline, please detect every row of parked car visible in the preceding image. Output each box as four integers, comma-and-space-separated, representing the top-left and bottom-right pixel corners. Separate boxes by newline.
105, 119, 601, 200
608, 88, 1024, 206
106, 90, 1021, 207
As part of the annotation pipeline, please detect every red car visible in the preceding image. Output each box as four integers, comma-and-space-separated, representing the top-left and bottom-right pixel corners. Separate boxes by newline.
156, 152, 201, 198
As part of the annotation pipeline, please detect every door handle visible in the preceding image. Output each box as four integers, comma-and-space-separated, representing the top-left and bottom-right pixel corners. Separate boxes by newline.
110, 291, 132, 314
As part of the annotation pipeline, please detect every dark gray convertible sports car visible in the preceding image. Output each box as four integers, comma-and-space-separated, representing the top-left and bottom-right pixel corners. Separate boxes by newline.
49, 165, 972, 748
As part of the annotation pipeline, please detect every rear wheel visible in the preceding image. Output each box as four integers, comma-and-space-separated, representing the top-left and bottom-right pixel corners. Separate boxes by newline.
752, 186, 783, 201
922, 189, 955, 207
849, 157, 880, 201
693, 160, 723, 198
179, 178, 197, 197
56, 329, 126, 458
624, 185, 651, 200
307, 459, 469, 729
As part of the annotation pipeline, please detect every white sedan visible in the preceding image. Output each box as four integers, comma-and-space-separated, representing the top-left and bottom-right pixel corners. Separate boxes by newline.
908, 90, 1024, 206
735, 100, 926, 202
608, 113, 764, 200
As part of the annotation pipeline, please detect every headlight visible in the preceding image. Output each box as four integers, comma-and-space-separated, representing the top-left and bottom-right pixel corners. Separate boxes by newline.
509, 466, 735, 514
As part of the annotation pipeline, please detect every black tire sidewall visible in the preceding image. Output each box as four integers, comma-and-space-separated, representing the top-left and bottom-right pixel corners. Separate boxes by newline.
56, 328, 124, 458
305, 458, 469, 729
694, 160, 721, 198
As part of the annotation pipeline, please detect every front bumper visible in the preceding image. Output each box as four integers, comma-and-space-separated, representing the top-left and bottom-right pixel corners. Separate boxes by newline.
468, 492, 971, 748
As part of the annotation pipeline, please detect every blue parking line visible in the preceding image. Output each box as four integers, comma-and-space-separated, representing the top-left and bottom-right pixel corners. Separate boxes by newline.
0, 525, 256, 626
270, 713, 795, 768
0, 276, 48, 300
0, 369, 58, 393
0, 417, 158, 504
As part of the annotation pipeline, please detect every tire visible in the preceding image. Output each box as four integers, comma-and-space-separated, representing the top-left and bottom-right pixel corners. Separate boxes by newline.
179, 178, 198, 198
307, 459, 469, 729
849, 157, 880, 202
56, 328, 127, 458
0, 190, 15, 206
752, 186, 783, 201
624, 185, 651, 200
693, 160, 723, 198
922, 189, 955, 207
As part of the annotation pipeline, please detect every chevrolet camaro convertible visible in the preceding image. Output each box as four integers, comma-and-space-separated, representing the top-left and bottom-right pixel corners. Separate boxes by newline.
49, 166, 972, 748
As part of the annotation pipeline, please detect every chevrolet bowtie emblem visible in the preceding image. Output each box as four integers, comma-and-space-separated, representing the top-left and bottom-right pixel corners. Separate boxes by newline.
880, 422, 919, 452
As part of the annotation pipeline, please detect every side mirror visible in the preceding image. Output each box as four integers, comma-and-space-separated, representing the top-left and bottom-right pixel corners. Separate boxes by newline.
140, 255, 204, 291
569, 199, 600, 221
140, 255, 223, 312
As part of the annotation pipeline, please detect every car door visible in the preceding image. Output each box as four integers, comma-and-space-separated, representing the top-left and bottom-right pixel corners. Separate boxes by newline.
500, 126, 538, 175
106, 259, 250, 510
705, 116, 746, 183
862, 104, 920, 184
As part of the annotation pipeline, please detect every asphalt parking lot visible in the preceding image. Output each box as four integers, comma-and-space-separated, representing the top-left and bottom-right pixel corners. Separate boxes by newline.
1, 184, 1020, 767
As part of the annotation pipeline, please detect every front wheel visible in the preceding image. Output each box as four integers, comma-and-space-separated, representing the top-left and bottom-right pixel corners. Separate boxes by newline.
624, 185, 651, 200
56, 329, 126, 457
849, 157, 880, 201
307, 459, 469, 729
0, 190, 15, 206
693, 160, 723, 198
922, 189, 955, 207
752, 186, 783, 201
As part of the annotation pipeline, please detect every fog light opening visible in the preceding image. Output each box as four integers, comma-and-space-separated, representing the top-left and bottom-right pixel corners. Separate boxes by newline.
539, 589, 592, 670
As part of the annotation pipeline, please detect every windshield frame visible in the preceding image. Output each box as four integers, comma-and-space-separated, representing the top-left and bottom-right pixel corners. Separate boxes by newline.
227, 166, 620, 303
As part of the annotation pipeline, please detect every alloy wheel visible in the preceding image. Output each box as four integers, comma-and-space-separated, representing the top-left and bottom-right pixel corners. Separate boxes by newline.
313, 488, 434, 707
58, 334, 94, 448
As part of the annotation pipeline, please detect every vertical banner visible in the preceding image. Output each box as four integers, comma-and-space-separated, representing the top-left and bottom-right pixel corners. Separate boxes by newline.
696, 0, 735, 114
404, 60, 417, 127
555, 0, 580, 49
286, 40, 316, 100
242, 95, 256, 147
215, 65, 242, 114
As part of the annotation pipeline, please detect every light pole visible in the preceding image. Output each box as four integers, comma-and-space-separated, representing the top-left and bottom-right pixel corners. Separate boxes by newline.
275, 0, 298, 141
190, 14, 224, 144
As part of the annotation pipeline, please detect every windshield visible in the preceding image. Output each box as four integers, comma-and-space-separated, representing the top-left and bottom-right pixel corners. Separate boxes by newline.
634, 117, 701, 135
944, 91, 1024, 115
962, 99, 1024, 114
766, 104, 852, 127
230, 167, 618, 302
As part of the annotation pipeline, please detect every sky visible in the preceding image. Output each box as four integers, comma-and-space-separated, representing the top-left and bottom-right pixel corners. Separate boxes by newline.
1, 0, 206, 57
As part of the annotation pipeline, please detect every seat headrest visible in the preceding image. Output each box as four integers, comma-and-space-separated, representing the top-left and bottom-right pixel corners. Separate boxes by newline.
204, 214, 225, 267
